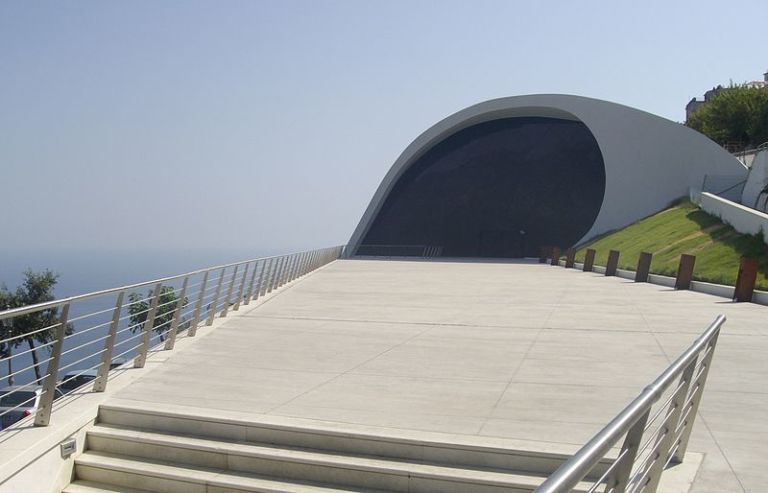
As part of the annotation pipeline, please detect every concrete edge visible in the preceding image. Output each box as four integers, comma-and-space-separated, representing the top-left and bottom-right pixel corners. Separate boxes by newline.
98, 398, 604, 461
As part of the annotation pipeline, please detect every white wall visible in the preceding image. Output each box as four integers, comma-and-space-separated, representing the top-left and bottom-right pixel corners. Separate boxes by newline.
696, 192, 768, 243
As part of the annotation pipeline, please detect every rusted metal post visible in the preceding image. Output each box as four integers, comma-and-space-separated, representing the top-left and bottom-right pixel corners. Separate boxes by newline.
733, 257, 758, 302
564, 249, 576, 268
550, 247, 561, 266
675, 254, 696, 290
635, 252, 652, 282
539, 246, 549, 264
605, 250, 620, 276
583, 248, 596, 272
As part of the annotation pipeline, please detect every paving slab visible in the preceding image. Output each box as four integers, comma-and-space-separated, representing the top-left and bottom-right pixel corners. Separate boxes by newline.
108, 259, 768, 493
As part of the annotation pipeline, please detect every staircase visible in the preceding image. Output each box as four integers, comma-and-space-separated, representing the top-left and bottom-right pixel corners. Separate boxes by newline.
64, 404, 606, 493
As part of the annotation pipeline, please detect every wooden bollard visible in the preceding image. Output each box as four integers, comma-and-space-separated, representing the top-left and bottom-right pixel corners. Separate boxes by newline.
550, 247, 561, 266
605, 250, 620, 276
565, 249, 576, 268
635, 252, 652, 282
734, 257, 759, 302
583, 249, 596, 272
675, 254, 696, 290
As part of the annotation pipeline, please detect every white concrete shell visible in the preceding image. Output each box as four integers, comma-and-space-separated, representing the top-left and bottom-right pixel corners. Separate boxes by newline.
347, 94, 748, 256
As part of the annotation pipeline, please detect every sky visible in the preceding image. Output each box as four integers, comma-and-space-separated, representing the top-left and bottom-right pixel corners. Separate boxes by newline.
2, 0, 767, 258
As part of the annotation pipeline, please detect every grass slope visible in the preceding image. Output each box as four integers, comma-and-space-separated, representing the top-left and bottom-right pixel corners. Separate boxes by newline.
573, 200, 768, 290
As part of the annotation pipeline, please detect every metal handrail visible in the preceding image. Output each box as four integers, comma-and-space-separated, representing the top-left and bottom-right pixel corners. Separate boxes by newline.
0, 249, 328, 321
0, 245, 344, 429
534, 314, 725, 493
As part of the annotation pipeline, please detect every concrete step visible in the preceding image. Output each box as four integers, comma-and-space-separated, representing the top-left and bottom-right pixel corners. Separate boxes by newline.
66, 403, 603, 493
96, 401, 611, 480
74, 450, 593, 493
83, 424, 591, 493
73, 452, 388, 493
63, 479, 155, 493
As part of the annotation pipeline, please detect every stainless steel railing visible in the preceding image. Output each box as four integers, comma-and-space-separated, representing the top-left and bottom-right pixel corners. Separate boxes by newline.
0, 245, 344, 429
534, 315, 725, 493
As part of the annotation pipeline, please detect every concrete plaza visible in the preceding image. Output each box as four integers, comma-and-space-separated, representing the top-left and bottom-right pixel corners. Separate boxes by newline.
109, 259, 768, 492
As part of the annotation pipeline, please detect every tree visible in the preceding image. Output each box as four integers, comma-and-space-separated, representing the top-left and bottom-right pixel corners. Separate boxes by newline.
687, 84, 768, 150
0, 270, 74, 385
128, 286, 189, 342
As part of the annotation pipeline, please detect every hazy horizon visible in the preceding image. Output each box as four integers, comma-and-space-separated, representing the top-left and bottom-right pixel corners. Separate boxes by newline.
3, 1, 767, 262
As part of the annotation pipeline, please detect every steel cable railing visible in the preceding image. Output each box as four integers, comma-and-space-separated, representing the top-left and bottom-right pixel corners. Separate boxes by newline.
0, 245, 344, 430
533, 314, 725, 493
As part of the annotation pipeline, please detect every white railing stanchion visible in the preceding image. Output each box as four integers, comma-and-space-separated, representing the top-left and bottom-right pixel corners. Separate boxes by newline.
672, 332, 720, 463
221, 265, 238, 317
164, 276, 188, 351
135, 283, 162, 368
188, 271, 208, 337
34, 303, 70, 426
606, 410, 650, 493
233, 263, 249, 311
93, 292, 124, 392
206, 268, 225, 326
244, 261, 259, 305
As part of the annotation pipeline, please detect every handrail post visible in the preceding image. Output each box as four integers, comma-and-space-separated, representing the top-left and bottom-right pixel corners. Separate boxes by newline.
292, 253, 302, 280
244, 261, 259, 305
255, 259, 272, 299
233, 263, 249, 311
221, 265, 239, 317
93, 292, 124, 392
206, 268, 225, 325
135, 283, 162, 368
605, 409, 650, 493
261, 258, 277, 296
164, 276, 188, 350
188, 271, 208, 336
266, 258, 277, 293
270, 257, 283, 291
641, 358, 698, 493
34, 303, 69, 426
672, 331, 720, 463
284, 255, 294, 283
278, 256, 288, 287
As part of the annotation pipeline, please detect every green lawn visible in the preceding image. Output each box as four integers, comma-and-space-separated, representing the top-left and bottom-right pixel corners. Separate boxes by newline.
572, 200, 768, 290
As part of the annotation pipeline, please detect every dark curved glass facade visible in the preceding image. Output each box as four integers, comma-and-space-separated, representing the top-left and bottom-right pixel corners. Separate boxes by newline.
358, 117, 606, 258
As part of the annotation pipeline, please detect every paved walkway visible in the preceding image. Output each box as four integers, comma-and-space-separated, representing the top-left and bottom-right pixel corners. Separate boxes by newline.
111, 259, 768, 493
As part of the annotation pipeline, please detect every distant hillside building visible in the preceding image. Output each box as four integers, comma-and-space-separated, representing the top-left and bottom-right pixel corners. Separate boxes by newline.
686, 68, 768, 120
686, 86, 723, 120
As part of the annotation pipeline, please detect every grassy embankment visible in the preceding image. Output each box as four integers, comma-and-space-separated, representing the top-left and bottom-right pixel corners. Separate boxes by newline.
573, 200, 768, 290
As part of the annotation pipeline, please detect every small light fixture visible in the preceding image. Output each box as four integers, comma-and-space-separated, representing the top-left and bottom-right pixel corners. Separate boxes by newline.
60, 438, 77, 458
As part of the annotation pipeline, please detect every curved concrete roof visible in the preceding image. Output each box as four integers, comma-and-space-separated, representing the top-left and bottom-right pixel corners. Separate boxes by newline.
347, 94, 748, 256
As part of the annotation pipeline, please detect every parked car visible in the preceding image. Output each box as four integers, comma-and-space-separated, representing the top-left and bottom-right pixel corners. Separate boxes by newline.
57, 358, 128, 395
57, 369, 98, 394
0, 384, 64, 430
109, 357, 127, 370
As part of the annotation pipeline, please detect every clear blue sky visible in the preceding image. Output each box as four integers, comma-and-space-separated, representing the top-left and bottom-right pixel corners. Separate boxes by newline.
2, 0, 766, 254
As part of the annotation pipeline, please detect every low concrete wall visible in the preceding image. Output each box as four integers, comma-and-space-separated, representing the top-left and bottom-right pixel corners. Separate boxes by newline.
696, 192, 768, 243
